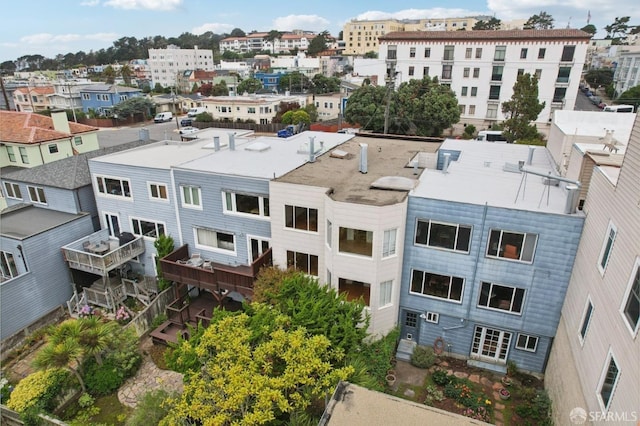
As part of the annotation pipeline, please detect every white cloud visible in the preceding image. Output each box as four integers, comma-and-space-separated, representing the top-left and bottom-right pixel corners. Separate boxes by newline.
272, 15, 331, 32
80, 0, 100, 6
191, 23, 234, 35
354, 8, 487, 22
102, 0, 182, 11
20, 32, 118, 45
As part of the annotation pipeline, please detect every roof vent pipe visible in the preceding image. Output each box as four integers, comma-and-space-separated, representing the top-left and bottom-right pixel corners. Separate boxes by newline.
213, 136, 220, 151
228, 133, 235, 151
309, 136, 316, 163
413, 160, 419, 175
359, 143, 368, 174
527, 147, 535, 165
443, 153, 451, 173
564, 184, 580, 214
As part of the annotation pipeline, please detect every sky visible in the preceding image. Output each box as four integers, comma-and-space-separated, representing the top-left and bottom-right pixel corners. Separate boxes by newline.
2, 0, 638, 63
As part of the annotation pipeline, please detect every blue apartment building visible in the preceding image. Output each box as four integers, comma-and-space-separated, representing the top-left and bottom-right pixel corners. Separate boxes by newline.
398, 140, 585, 373
79, 84, 143, 115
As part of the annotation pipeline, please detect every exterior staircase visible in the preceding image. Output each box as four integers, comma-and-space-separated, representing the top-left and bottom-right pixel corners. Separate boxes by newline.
396, 338, 417, 362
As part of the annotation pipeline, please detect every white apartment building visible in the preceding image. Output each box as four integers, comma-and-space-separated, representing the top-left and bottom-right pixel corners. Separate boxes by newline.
148, 45, 215, 88
613, 46, 640, 97
545, 114, 640, 426
313, 93, 342, 120
354, 29, 591, 129
220, 32, 317, 55
200, 94, 309, 124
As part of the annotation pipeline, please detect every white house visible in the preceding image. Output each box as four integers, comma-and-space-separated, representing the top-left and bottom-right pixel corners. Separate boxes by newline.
200, 94, 309, 124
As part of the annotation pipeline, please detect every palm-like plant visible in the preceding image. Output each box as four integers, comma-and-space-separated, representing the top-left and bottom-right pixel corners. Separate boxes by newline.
78, 317, 117, 365
34, 338, 85, 392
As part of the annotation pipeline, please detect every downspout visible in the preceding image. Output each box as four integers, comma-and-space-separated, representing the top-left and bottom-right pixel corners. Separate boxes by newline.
169, 168, 184, 247
38, 143, 46, 165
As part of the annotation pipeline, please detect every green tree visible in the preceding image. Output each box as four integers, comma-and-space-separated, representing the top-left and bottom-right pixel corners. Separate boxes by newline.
343, 84, 389, 132
34, 321, 86, 392
616, 85, 640, 109
103, 65, 116, 84
77, 317, 118, 365
363, 51, 378, 59
605, 17, 632, 44
229, 28, 246, 37
307, 31, 329, 56
112, 96, 155, 118
211, 80, 229, 96
585, 68, 614, 87
523, 11, 555, 30
281, 109, 310, 126
473, 17, 502, 30
237, 77, 263, 94
580, 24, 597, 36
395, 76, 460, 136
222, 50, 241, 60
311, 74, 340, 94
304, 103, 318, 122
278, 71, 310, 93
153, 83, 164, 93
154, 234, 175, 291
120, 64, 133, 85
501, 73, 545, 143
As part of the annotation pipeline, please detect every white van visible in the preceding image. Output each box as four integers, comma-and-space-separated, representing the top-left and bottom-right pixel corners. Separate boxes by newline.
603, 105, 635, 113
187, 107, 207, 118
476, 130, 509, 143
154, 112, 173, 123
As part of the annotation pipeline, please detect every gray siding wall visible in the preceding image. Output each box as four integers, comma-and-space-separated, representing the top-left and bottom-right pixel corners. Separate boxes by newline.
76, 185, 99, 228
1, 180, 80, 214
0, 215, 94, 340
399, 197, 584, 372
88, 162, 180, 277
174, 169, 271, 266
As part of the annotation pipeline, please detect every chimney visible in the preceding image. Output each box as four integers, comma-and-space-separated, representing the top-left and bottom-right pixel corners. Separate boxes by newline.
213, 136, 220, 151
564, 185, 580, 214
359, 143, 368, 174
51, 109, 71, 133
527, 146, 535, 165
228, 133, 235, 151
442, 153, 451, 173
309, 136, 316, 163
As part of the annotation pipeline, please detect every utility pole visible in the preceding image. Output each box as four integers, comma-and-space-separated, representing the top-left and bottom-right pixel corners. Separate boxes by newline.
383, 53, 397, 134
0, 72, 10, 110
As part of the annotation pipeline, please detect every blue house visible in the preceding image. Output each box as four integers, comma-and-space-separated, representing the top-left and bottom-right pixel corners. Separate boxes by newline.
253, 72, 283, 93
79, 84, 143, 116
398, 140, 585, 374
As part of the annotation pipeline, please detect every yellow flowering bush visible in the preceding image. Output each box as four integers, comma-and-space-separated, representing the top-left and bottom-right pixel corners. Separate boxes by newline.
6, 369, 68, 413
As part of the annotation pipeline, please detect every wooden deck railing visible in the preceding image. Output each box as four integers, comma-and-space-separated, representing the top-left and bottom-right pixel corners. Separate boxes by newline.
62, 237, 145, 275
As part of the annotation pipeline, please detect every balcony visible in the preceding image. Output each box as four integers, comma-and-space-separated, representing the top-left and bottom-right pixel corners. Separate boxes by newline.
62, 230, 145, 276
160, 244, 272, 300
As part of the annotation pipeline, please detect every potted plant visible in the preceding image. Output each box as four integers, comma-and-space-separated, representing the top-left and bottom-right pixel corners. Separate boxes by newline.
386, 373, 397, 387
501, 375, 513, 386
499, 388, 511, 400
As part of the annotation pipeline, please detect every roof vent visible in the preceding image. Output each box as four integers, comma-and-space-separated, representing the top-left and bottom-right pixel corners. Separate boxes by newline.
330, 149, 349, 159
214, 136, 220, 151
442, 153, 451, 173
228, 133, 235, 151
309, 136, 316, 163
245, 141, 271, 152
527, 146, 535, 165
359, 143, 368, 174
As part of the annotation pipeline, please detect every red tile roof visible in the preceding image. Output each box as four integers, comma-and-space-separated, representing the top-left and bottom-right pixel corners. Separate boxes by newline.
0, 111, 98, 144
380, 29, 591, 42
14, 86, 55, 96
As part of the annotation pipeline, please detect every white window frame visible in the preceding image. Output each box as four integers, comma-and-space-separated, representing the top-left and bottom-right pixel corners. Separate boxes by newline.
579, 296, 594, 345
425, 312, 439, 323
148, 182, 169, 202
596, 349, 620, 412
286, 250, 319, 276
27, 186, 47, 205
222, 191, 269, 219
620, 257, 640, 337
95, 175, 132, 199
415, 219, 472, 253
4, 182, 22, 200
48, 144, 59, 154
326, 220, 332, 248
284, 205, 318, 232
486, 229, 537, 263
471, 326, 511, 363
181, 185, 202, 209
382, 228, 397, 258
247, 235, 270, 262
478, 281, 526, 315
410, 269, 464, 303
515, 334, 539, 352
130, 217, 166, 240
379, 280, 393, 308
598, 221, 616, 275
0, 251, 19, 280
194, 227, 236, 254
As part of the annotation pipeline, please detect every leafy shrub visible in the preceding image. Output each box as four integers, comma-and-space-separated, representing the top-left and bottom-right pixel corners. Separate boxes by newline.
77, 393, 94, 408
463, 124, 476, 139
126, 389, 175, 426
515, 389, 552, 425
164, 323, 207, 374
410, 345, 436, 369
6, 369, 69, 414
431, 368, 451, 386
84, 358, 123, 396
151, 313, 168, 329
424, 385, 444, 406
195, 112, 213, 122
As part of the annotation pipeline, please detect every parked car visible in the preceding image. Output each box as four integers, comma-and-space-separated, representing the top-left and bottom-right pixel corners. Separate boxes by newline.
598, 102, 607, 109
590, 96, 601, 105
179, 126, 199, 135
154, 112, 173, 123
180, 118, 193, 126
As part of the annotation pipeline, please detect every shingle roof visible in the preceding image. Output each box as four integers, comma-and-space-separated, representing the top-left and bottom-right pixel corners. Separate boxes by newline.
380, 29, 591, 42
0, 111, 98, 144
0, 140, 153, 190
79, 84, 142, 93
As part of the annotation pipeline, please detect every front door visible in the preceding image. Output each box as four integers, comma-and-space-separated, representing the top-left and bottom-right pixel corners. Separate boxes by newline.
401, 310, 420, 340
471, 325, 512, 362
104, 213, 120, 237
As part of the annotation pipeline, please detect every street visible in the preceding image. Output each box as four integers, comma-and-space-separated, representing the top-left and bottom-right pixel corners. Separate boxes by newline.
574, 89, 603, 112
97, 120, 182, 148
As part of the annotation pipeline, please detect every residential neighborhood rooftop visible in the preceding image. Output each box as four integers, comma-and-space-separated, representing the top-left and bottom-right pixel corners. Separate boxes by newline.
275, 135, 441, 206
380, 29, 591, 42
553, 110, 635, 144
1, 204, 89, 239
0, 110, 98, 144
412, 139, 582, 215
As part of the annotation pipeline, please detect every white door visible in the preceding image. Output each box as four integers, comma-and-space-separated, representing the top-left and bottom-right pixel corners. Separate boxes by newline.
471, 326, 511, 362
104, 212, 120, 237
248, 236, 270, 261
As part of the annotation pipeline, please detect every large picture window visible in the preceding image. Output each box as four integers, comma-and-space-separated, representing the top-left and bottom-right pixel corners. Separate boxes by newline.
339, 278, 370, 306
4, 182, 22, 200
223, 191, 269, 217
339, 227, 373, 257
415, 219, 471, 253
195, 227, 235, 252
411, 270, 464, 302
478, 282, 525, 314
27, 186, 47, 204
96, 176, 131, 198
487, 229, 537, 262
286, 250, 318, 276
284, 205, 317, 232
131, 218, 165, 239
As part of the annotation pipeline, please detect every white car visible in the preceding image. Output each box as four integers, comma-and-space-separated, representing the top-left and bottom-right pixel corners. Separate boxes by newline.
179, 126, 199, 135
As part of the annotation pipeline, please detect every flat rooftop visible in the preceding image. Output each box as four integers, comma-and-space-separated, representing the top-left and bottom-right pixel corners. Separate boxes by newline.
1, 204, 88, 240
275, 135, 441, 206
175, 131, 355, 179
412, 139, 581, 215
574, 143, 625, 165
553, 110, 635, 143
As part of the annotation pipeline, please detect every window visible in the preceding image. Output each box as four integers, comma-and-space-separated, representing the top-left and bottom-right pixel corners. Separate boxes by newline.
441, 65, 452, 80
405, 311, 418, 328
387, 45, 397, 60
82, 93, 90, 100
465, 48, 472, 59
339, 227, 373, 257
516, 334, 539, 352
557, 67, 571, 83
181, 185, 201, 208
598, 222, 616, 274
4, 182, 22, 199
479, 282, 525, 314
580, 299, 594, 342
561, 45, 575, 62
494, 46, 506, 61
472, 326, 511, 362
19, 147, 29, 164
0, 251, 19, 280
538, 48, 546, 59
463, 67, 470, 78
473, 68, 480, 78
408, 66, 414, 76
461, 87, 468, 96
470, 87, 478, 97
7, 146, 16, 162
425, 312, 439, 323
286, 250, 318, 276
27, 186, 46, 204
411, 269, 464, 302
148, 183, 168, 201
423, 66, 429, 77
621, 259, 640, 335
382, 229, 397, 257
468, 105, 475, 115
339, 278, 370, 305
491, 65, 504, 81
443, 45, 454, 60
535, 69, 542, 79
131, 218, 165, 238
489, 85, 501, 100
48, 144, 58, 154
553, 88, 567, 103
409, 47, 416, 58
459, 104, 465, 114
96, 176, 132, 198
415, 219, 471, 252
285, 205, 318, 232
517, 68, 525, 76
74, 136, 83, 145
380, 280, 393, 307
223, 192, 269, 217
487, 229, 537, 262
475, 48, 482, 59
520, 48, 528, 59
195, 227, 235, 252
247, 107, 256, 114
598, 352, 619, 411
424, 48, 431, 58
326, 220, 332, 247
